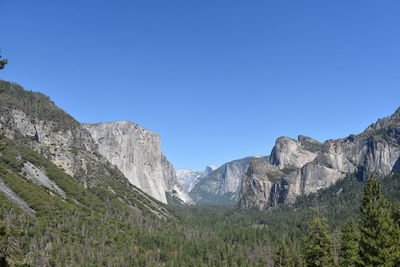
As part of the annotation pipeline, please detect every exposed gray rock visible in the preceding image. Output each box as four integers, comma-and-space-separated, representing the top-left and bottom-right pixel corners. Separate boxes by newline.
161, 154, 194, 205
84, 121, 168, 203
204, 165, 217, 175
84, 121, 192, 205
23, 161, 66, 197
0, 109, 98, 183
176, 165, 217, 194
269, 136, 321, 169
0, 80, 175, 217
0, 178, 36, 217
176, 169, 204, 193
239, 159, 289, 210
190, 156, 265, 204
239, 109, 400, 210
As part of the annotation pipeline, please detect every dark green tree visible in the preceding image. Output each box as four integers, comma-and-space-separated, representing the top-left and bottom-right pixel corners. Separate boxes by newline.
0, 51, 7, 70
303, 216, 335, 267
391, 201, 400, 266
358, 178, 398, 266
273, 240, 293, 267
339, 220, 359, 266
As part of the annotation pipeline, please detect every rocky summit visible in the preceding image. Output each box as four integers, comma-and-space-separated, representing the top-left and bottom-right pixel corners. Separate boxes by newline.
239, 108, 400, 210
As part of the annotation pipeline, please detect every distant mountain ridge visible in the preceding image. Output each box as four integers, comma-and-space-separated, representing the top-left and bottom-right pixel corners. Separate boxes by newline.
239, 108, 400, 210
188, 156, 267, 205
176, 165, 216, 193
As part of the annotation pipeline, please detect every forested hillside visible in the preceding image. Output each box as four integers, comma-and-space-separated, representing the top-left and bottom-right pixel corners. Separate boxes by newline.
1, 80, 400, 266
2, 129, 400, 266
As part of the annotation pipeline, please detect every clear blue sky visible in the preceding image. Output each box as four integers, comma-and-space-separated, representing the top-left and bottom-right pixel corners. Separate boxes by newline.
1, 1, 400, 170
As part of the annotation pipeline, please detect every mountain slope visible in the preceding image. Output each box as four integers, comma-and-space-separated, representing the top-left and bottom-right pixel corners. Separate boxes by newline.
161, 154, 194, 205
83, 122, 193, 205
176, 165, 216, 193
0, 80, 172, 217
190, 156, 266, 205
239, 108, 400, 210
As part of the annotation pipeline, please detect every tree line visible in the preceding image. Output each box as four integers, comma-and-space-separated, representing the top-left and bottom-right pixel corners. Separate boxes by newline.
274, 178, 400, 266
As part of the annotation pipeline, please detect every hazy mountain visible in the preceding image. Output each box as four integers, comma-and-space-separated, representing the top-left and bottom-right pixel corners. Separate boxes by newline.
189, 156, 266, 205
176, 165, 216, 193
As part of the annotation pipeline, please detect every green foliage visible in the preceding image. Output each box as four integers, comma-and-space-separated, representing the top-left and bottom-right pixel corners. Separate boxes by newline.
0, 80, 79, 131
300, 140, 323, 153
339, 220, 360, 267
0, 221, 25, 266
273, 240, 293, 267
303, 217, 335, 267
358, 178, 398, 266
1, 126, 400, 265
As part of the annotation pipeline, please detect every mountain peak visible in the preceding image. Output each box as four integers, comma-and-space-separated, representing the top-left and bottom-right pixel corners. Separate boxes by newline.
204, 165, 217, 175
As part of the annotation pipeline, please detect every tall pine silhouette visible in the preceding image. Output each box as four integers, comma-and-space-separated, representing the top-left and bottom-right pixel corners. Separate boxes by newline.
358, 178, 397, 266
339, 220, 360, 267
303, 216, 335, 267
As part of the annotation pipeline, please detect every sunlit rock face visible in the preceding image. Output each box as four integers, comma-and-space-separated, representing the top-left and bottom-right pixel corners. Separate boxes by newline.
269, 136, 320, 169
84, 121, 168, 203
176, 169, 205, 193
189, 157, 265, 205
84, 121, 193, 205
161, 154, 194, 205
239, 108, 400, 210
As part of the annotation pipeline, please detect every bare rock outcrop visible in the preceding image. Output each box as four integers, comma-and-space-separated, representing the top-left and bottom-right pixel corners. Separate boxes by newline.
239, 108, 400, 210
161, 154, 194, 205
84, 122, 193, 205
190, 156, 264, 204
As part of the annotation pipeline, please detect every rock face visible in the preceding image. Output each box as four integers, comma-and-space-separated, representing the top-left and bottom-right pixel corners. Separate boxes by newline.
176, 165, 217, 193
0, 80, 181, 216
83, 122, 168, 203
269, 136, 321, 169
239, 159, 289, 210
177, 169, 205, 193
239, 108, 400, 210
23, 162, 66, 198
204, 165, 217, 175
161, 154, 194, 205
0, 179, 36, 217
190, 156, 265, 204
84, 122, 193, 205
0, 82, 112, 188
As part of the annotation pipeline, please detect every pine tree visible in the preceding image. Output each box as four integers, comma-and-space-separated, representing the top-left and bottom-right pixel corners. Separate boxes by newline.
391, 201, 400, 266
358, 178, 397, 266
273, 240, 293, 267
339, 220, 359, 266
303, 216, 335, 267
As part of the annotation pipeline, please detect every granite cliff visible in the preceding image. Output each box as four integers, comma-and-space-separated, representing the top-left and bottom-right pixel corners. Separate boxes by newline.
239, 108, 400, 209
189, 156, 266, 205
83, 122, 192, 204
176, 165, 216, 193
0, 80, 185, 216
